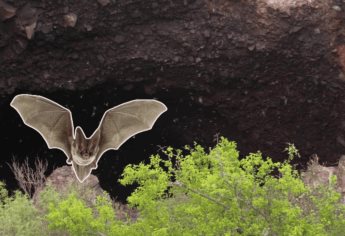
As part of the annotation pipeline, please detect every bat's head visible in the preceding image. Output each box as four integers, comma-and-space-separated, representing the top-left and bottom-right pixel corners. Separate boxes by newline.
71, 127, 100, 166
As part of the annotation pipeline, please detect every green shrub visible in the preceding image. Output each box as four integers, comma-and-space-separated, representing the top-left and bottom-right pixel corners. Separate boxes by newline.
0, 182, 46, 236
3, 137, 345, 236
45, 192, 131, 236
46, 193, 94, 235
119, 137, 345, 236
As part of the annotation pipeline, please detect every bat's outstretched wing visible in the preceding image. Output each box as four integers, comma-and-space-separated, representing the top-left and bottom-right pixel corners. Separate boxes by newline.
10, 94, 74, 163
95, 99, 167, 158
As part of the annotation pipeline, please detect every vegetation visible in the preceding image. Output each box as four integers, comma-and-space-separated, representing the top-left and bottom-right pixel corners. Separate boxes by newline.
0, 182, 46, 236
1, 137, 345, 235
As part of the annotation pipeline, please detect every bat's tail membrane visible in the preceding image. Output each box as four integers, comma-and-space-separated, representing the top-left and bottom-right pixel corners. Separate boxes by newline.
72, 163, 92, 183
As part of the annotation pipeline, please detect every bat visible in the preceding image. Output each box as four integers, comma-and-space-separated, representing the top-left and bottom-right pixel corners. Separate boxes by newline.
10, 94, 167, 182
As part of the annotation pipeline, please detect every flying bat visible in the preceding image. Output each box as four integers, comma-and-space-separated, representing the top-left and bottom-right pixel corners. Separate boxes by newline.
10, 94, 167, 182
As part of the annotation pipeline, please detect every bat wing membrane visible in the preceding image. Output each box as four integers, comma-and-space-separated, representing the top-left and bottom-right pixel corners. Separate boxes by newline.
11, 94, 74, 161
96, 99, 167, 156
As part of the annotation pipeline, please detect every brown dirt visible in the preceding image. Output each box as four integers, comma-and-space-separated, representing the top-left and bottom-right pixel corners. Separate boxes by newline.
2, 0, 345, 200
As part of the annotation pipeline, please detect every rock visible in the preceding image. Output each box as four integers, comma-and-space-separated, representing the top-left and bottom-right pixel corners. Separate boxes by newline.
34, 165, 106, 205
46, 165, 99, 189
84, 24, 92, 31
24, 21, 36, 39
336, 155, 345, 195
63, 13, 77, 27
332, 5, 341, 11
337, 45, 345, 74
17, 4, 37, 26
302, 155, 345, 203
97, 0, 110, 7
37, 22, 53, 34
248, 45, 255, 51
301, 155, 336, 190
33, 165, 139, 221
0, 0, 16, 21
16, 4, 37, 39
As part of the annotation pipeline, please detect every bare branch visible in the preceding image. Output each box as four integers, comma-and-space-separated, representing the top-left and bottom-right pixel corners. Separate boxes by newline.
8, 156, 48, 197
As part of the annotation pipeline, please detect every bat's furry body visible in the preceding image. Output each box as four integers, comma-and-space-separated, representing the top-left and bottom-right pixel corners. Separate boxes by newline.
11, 94, 167, 182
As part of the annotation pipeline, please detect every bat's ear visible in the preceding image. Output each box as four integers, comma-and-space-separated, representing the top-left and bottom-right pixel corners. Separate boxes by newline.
75, 127, 86, 145
89, 130, 100, 150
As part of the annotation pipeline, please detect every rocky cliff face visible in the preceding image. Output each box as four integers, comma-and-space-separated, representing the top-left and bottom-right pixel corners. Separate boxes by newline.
2, 0, 345, 200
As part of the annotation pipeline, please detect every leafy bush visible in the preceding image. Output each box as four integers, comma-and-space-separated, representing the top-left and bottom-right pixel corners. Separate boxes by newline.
0, 182, 47, 236
120, 138, 345, 235
46, 193, 95, 235
2, 137, 345, 235
45, 191, 132, 236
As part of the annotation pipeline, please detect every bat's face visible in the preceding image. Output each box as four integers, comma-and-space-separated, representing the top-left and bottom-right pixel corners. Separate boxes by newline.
71, 127, 100, 166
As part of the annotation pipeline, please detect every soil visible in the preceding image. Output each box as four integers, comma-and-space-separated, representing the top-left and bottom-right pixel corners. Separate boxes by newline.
1, 0, 345, 201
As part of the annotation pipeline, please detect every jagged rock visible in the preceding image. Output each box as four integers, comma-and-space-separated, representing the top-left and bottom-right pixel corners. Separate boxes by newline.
23, 21, 36, 39
302, 155, 345, 203
46, 165, 99, 190
336, 155, 345, 196
16, 3, 37, 39
63, 13, 77, 28
34, 165, 139, 221
34, 165, 106, 205
302, 155, 337, 188
97, 0, 110, 7
0, 0, 16, 21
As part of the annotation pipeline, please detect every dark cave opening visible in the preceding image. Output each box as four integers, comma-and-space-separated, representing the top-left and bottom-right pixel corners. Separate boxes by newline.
2, 71, 345, 203
0, 81, 224, 202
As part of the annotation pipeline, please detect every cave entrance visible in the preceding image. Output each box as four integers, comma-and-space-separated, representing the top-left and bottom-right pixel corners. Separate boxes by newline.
0, 81, 224, 201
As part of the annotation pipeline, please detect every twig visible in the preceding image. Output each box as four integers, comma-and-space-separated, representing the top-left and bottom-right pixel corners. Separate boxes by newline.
8, 156, 48, 197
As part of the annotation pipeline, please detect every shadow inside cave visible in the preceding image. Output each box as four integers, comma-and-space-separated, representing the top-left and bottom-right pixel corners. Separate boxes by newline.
0, 81, 223, 202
